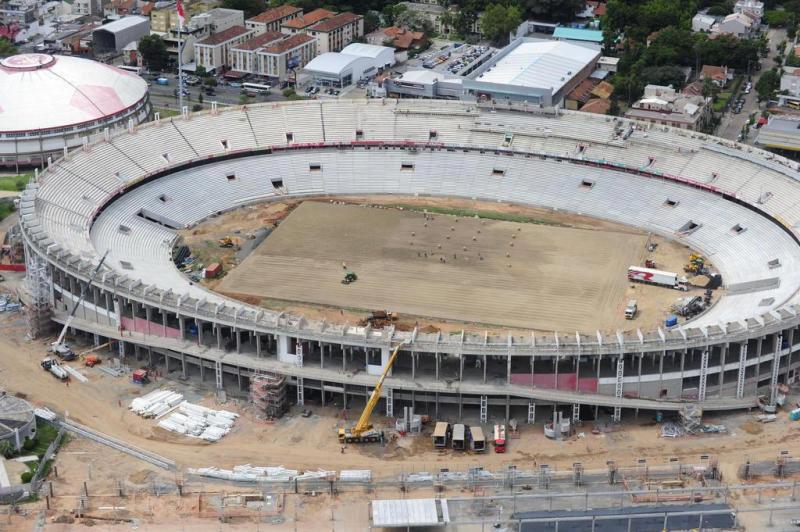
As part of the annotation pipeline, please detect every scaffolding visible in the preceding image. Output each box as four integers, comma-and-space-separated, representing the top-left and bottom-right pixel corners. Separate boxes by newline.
249, 372, 287, 420
23, 244, 53, 339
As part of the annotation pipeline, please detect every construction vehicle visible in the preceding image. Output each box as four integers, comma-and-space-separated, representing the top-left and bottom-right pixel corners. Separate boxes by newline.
84, 355, 101, 367
49, 252, 108, 360
131, 368, 149, 385
338, 341, 409, 443
218, 236, 236, 248
628, 266, 688, 291
41, 358, 69, 381
624, 299, 638, 319
342, 271, 357, 285
684, 253, 706, 274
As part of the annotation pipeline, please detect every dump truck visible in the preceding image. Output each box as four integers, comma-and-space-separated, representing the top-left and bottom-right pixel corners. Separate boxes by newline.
627, 266, 688, 291
41, 358, 69, 381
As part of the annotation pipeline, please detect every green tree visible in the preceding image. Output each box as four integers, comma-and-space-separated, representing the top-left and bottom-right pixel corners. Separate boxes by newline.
701, 77, 719, 99
755, 68, 781, 101
520, 0, 583, 22
480, 4, 522, 45
364, 11, 380, 33
382, 3, 407, 26
640, 64, 687, 89
0, 37, 16, 58
221, 0, 264, 19
0, 440, 13, 459
138, 35, 169, 72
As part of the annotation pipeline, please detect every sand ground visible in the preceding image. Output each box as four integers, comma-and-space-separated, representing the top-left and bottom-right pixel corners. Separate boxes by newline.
182, 196, 711, 334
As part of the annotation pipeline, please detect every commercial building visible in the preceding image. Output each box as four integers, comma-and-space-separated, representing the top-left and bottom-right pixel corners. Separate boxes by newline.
229, 31, 316, 81
194, 25, 253, 72
463, 38, 600, 106
151, 5, 243, 35
384, 69, 463, 99
734, 0, 764, 20
303, 42, 394, 87
756, 116, 800, 152
552, 27, 603, 48
0, 0, 36, 24
306, 12, 363, 53
246, 4, 301, 35
625, 84, 710, 131
93, 16, 150, 54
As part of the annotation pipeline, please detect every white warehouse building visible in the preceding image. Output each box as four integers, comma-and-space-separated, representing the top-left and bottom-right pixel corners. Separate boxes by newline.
463, 38, 600, 107
303, 43, 395, 87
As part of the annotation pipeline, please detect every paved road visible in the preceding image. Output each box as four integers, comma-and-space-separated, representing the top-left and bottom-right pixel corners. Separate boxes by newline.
717, 28, 786, 142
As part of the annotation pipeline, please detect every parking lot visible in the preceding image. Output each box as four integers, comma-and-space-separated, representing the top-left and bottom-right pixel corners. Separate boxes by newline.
399, 41, 495, 76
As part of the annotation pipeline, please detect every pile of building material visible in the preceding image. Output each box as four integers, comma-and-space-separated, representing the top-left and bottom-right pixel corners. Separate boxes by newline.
339, 470, 371, 482
157, 402, 238, 442
188, 465, 300, 482
678, 404, 726, 435
395, 406, 422, 433
0, 295, 20, 312
129, 389, 184, 419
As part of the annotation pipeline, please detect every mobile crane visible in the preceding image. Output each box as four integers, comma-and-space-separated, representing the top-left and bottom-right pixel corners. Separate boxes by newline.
48, 251, 108, 359
338, 340, 410, 443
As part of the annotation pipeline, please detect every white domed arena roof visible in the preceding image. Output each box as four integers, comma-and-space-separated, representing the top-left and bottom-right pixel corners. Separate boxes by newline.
0, 53, 148, 134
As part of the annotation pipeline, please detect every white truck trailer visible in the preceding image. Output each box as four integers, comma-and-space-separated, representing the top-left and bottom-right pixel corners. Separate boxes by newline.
628, 266, 688, 290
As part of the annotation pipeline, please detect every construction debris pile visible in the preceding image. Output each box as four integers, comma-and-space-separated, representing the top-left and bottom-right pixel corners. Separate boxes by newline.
130, 389, 238, 442
188, 465, 335, 482
661, 405, 726, 438
0, 295, 19, 312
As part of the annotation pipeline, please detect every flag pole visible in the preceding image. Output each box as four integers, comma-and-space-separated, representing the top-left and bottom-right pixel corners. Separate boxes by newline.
177, 2, 184, 113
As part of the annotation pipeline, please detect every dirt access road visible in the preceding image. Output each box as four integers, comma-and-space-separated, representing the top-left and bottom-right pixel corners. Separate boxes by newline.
0, 302, 799, 482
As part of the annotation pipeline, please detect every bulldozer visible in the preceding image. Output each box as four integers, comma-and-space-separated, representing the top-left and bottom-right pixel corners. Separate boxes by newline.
218, 236, 236, 248
342, 271, 358, 285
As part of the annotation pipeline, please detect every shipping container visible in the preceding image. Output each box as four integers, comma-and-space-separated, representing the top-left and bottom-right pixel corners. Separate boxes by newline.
628, 266, 687, 290
205, 262, 222, 278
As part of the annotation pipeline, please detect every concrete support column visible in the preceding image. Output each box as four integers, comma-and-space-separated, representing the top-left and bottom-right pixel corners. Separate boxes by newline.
320, 342, 324, 369
237, 366, 242, 391
435, 353, 440, 381
343, 384, 347, 410
321, 380, 326, 407
92, 290, 99, 324
483, 355, 488, 383
459, 355, 464, 382
165, 353, 170, 373
181, 353, 186, 378
256, 334, 262, 358
342, 345, 347, 372
458, 393, 462, 421
145, 306, 152, 336
93, 333, 100, 347
200, 360, 205, 381
119, 339, 126, 360
754, 336, 764, 396
178, 316, 186, 340
637, 354, 643, 398
785, 328, 796, 383
505, 395, 510, 423
216, 325, 222, 350
196, 319, 203, 345
235, 330, 241, 354
719, 344, 728, 397
113, 297, 122, 330
411, 352, 416, 381
506, 354, 512, 384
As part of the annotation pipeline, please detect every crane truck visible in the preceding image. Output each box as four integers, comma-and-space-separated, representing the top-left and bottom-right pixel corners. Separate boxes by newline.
338, 341, 410, 443
48, 252, 108, 358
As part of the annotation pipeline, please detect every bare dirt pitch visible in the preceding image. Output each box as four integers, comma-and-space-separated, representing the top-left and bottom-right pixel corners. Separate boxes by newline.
218, 200, 664, 331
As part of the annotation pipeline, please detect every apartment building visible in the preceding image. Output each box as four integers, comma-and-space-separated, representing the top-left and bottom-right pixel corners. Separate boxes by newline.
246, 4, 301, 35
194, 25, 253, 72
306, 12, 363, 53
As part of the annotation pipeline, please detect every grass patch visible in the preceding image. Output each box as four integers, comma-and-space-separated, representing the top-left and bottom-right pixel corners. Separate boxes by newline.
0, 202, 14, 222
382, 203, 568, 227
0, 174, 31, 192
30, 423, 59, 457
154, 107, 181, 118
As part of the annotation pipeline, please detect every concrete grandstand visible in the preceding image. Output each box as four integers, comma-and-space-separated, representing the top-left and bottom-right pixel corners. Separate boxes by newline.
17, 98, 800, 423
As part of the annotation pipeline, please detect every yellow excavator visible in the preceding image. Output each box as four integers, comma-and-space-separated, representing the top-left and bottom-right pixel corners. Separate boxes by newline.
338, 341, 410, 443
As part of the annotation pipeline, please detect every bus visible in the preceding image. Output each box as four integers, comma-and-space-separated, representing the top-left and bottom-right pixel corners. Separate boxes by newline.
241, 82, 271, 95
493, 424, 506, 453
118, 65, 142, 75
